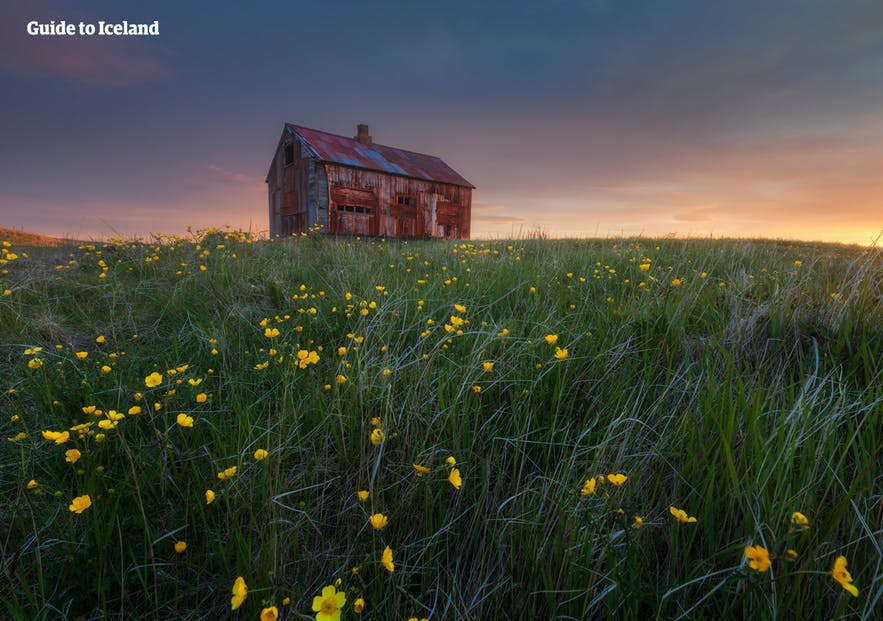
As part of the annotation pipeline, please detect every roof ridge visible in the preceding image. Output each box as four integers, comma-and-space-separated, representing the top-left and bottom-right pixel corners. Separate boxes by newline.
286, 123, 446, 161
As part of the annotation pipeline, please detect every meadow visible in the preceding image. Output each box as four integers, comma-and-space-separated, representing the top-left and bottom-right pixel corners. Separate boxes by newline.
1, 230, 880, 620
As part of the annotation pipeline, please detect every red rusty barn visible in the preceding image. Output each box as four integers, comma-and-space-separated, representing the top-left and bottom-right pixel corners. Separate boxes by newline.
266, 123, 474, 239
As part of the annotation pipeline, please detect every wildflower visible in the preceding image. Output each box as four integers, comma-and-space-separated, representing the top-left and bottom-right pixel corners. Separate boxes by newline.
353, 597, 365, 613
831, 555, 859, 597
454, 303, 467, 313
283, 597, 291, 606
231, 576, 247, 610
65, 449, 82, 463
336, 374, 347, 385
312, 584, 346, 621
790, 511, 809, 528
95, 335, 105, 344
669, 506, 697, 523
260, 606, 278, 621
446, 456, 457, 467
639, 263, 651, 271
381, 545, 395, 572
382, 368, 392, 376
174, 541, 187, 553
786, 549, 798, 561
8, 432, 27, 442
634, 515, 643, 528
145, 372, 163, 387
217, 466, 237, 480
413, 463, 430, 476
607, 473, 627, 486
128, 405, 141, 415
794, 260, 802, 267
75, 351, 88, 360
671, 278, 682, 286
744, 545, 771, 572
27, 479, 38, 489
254, 448, 268, 461
176, 413, 194, 428
28, 358, 43, 369
205, 489, 216, 505
195, 393, 207, 403
370, 428, 385, 446
554, 347, 569, 360
101, 365, 112, 374
448, 468, 462, 489
369, 513, 389, 530
264, 327, 280, 338
69, 494, 92, 514
545, 334, 558, 345
482, 361, 494, 373
357, 490, 369, 502
472, 385, 482, 394
42, 430, 70, 445
337, 346, 347, 356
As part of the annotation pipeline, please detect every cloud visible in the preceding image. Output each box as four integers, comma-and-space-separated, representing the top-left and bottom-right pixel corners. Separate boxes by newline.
0, 1, 169, 85
207, 165, 265, 193
471, 202, 527, 226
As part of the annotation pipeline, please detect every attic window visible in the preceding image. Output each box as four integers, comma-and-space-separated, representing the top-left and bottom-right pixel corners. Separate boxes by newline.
283, 142, 294, 166
396, 195, 413, 206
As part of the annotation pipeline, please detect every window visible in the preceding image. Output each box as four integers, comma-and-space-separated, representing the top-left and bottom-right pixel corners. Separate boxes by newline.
339, 205, 374, 214
283, 142, 294, 166
396, 195, 413, 206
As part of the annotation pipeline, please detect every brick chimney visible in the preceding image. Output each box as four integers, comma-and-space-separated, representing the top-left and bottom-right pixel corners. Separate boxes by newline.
355, 124, 372, 145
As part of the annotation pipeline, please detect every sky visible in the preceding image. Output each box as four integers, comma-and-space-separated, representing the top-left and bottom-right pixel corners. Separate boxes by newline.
1, 0, 882, 245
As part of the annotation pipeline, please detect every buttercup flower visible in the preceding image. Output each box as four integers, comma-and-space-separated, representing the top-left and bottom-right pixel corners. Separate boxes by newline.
312, 584, 346, 621
369, 513, 388, 530
357, 490, 369, 502
634, 515, 643, 528
790, 511, 809, 527
254, 448, 268, 460
413, 463, 430, 476
545, 334, 558, 345
482, 361, 494, 373
176, 413, 194, 428
831, 556, 859, 597
580, 477, 597, 496
607, 473, 627, 486
145, 372, 163, 388
554, 347, 569, 360
174, 541, 187, 553
69, 494, 92, 514
370, 428, 384, 445
381, 545, 395, 572
264, 327, 280, 338
669, 506, 697, 523
260, 606, 278, 621
75, 351, 88, 360
27, 479, 38, 489
195, 393, 207, 403
448, 468, 462, 489
744, 545, 771, 572
217, 466, 237, 480
353, 597, 365, 613
65, 449, 82, 463
231, 576, 247, 610
205, 489, 216, 505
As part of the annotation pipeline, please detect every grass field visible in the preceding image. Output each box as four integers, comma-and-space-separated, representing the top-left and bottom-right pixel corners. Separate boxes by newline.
1, 230, 880, 620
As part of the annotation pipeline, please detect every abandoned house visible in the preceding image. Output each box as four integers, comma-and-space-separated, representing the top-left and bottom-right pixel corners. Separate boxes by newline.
266, 123, 474, 239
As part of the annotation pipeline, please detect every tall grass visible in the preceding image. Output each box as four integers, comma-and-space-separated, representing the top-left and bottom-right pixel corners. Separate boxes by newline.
1, 232, 880, 620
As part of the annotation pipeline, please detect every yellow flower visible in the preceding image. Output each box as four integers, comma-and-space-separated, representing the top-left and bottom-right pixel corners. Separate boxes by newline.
472, 385, 482, 394
254, 448, 268, 461
28, 358, 43, 369
231, 576, 247, 610
554, 347, 569, 360
831, 555, 859, 597
75, 351, 89, 360
95, 335, 105, 344
607, 473, 627, 486
639, 263, 651, 271
369, 513, 388, 530
217, 465, 237, 480
128, 405, 141, 415
205, 489, 216, 505
634, 515, 643, 528
381, 545, 395, 572
145, 372, 163, 388
370, 428, 385, 446
744, 545, 771, 572
413, 463, 430, 476
790, 511, 809, 527
260, 606, 278, 621
42, 430, 70, 445
446, 456, 457, 467
337, 346, 347, 356
336, 374, 348, 384
101, 365, 112, 374
448, 468, 462, 489
671, 278, 682, 286
357, 490, 370, 502
69, 494, 92, 514
669, 506, 697, 523
544, 334, 558, 345
174, 541, 187, 553
27, 479, 38, 489
8, 432, 27, 442
454, 303, 467, 313
264, 327, 280, 338
65, 449, 82, 463
794, 260, 802, 267
176, 413, 194, 428
785, 549, 798, 561
312, 584, 346, 621
353, 597, 365, 613
581, 478, 597, 495
482, 361, 494, 373
195, 393, 207, 403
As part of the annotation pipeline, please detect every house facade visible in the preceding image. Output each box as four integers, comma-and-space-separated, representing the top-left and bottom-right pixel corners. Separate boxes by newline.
266, 124, 474, 239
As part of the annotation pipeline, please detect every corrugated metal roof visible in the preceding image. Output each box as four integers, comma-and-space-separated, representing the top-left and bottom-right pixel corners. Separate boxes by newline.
286, 123, 474, 188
